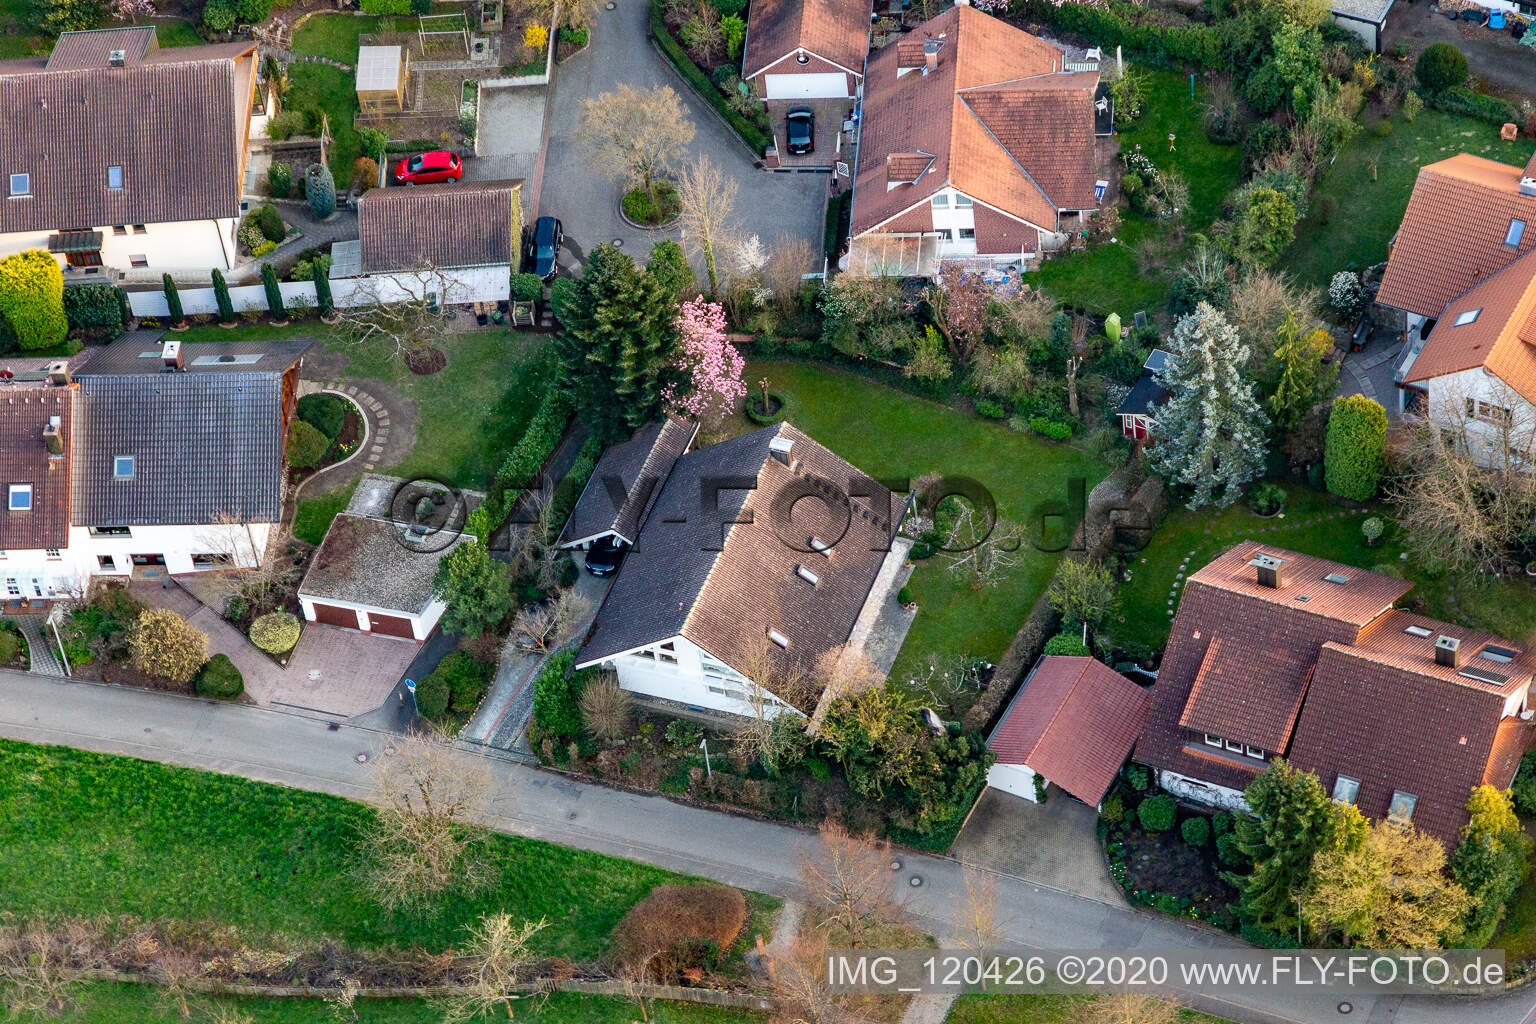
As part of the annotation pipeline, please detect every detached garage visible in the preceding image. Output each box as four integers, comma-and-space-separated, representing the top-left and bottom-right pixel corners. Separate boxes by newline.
987, 655, 1152, 809
743, 0, 872, 102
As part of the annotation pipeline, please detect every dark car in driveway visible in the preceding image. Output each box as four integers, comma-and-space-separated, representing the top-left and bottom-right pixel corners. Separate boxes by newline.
527, 216, 563, 281
785, 107, 814, 155
584, 535, 625, 576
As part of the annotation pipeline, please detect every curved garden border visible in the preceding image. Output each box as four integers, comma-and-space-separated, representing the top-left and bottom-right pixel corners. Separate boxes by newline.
286, 388, 373, 520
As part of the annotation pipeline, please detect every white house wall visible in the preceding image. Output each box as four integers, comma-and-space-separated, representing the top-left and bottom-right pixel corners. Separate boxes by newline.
0, 219, 235, 276
595, 634, 801, 719
1423, 366, 1536, 469
126, 264, 512, 317
66, 521, 275, 579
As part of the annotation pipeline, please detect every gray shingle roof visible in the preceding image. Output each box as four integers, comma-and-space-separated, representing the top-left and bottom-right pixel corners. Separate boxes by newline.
76, 332, 312, 376
72, 372, 284, 526
0, 31, 253, 233
299, 512, 470, 614
557, 417, 697, 547
357, 180, 522, 272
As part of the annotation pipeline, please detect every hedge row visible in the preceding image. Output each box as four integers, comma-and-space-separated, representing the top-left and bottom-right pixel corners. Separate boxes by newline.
649, 0, 770, 155
62, 283, 127, 331
1009, 0, 1220, 69
469, 389, 574, 538
1426, 86, 1518, 127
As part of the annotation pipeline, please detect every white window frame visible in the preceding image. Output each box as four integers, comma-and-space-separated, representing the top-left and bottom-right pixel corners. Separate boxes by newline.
1466, 398, 1513, 425
1243, 745, 1265, 761
107, 165, 124, 190
113, 456, 134, 479
1203, 734, 1222, 748
1224, 739, 1243, 753
1387, 790, 1417, 822
7, 484, 31, 511
1454, 308, 1481, 326
1332, 774, 1360, 805
930, 193, 950, 209
8, 173, 29, 197
954, 194, 973, 208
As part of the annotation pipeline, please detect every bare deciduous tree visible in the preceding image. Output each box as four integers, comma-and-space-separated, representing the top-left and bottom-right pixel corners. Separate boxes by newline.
0, 921, 77, 1019
729, 635, 815, 769
195, 514, 296, 617
363, 732, 493, 911
1064, 313, 1099, 419
332, 267, 457, 365
800, 821, 903, 948
440, 913, 547, 1024
676, 155, 740, 293
771, 929, 857, 1024
942, 501, 1024, 590
510, 588, 592, 652
763, 232, 816, 316
993, 286, 1057, 345
580, 84, 695, 207
926, 263, 991, 367
951, 860, 1003, 965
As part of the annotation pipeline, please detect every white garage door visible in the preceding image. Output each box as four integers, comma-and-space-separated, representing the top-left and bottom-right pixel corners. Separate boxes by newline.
986, 763, 1041, 802
764, 72, 847, 99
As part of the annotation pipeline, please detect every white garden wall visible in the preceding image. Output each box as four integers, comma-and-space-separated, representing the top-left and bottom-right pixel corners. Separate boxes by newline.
127, 265, 511, 317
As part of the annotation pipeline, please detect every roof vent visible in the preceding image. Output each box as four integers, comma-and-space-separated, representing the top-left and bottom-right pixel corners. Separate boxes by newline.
1521, 176, 1536, 198
1247, 552, 1286, 589
795, 564, 819, 586
1435, 634, 1461, 669
44, 360, 69, 387
768, 434, 794, 466
108, 48, 126, 67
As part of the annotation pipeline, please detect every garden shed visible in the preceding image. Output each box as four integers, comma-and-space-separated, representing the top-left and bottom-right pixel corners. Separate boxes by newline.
356, 45, 408, 112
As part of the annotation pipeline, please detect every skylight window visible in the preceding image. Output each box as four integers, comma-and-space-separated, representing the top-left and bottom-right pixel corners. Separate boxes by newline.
1507, 219, 1526, 248
807, 536, 832, 557
1480, 644, 1519, 663
767, 629, 789, 649
107, 165, 123, 190
795, 564, 819, 586
1323, 573, 1351, 584
8, 173, 28, 197
1387, 790, 1417, 822
7, 485, 30, 511
1454, 308, 1481, 326
113, 456, 134, 479
1404, 625, 1434, 638
1332, 775, 1359, 805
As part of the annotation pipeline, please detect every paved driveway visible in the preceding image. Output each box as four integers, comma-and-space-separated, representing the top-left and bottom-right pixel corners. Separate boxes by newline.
1382, 2, 1536, 103
538, 0, 826, 276
471, 84, 548, 188
951, 786, 1127, 906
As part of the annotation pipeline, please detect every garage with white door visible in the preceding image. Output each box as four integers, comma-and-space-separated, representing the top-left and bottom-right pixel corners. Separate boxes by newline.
764, 71, 849, 98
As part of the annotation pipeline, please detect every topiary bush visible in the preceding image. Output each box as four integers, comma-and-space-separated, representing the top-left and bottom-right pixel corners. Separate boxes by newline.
352, 157, 380, 192
196, 653, 244, 699
252, 204, 286, 244
211, 269, 235, 324
1043, 632, 1090, 656
287, 418, 329, 469
1324, 394, 1387, 501
1181, 816, 1211, 846
1137, 794, 1176, 834
414, 669, 450, 719
305, 163, 337, 220
128, 608, 209, 684
312, 259, 334, 318
1328, 270, 1364, 320
261, 264, 286, 321
249, 611, 301, 655
298, 392, 349, 440
0, 250, 68, 352
162, 274, 184, 325
1415, 42, 1467, 93
510, 273, 545, 303
532, 650, 584, 740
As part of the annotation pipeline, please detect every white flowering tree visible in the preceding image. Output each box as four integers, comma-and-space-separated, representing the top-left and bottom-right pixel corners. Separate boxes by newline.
1147, 302, 1271, 509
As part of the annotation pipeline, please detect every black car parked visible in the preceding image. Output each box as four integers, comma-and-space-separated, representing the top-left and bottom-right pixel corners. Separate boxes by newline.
584, 535, 626, 576
527, 216, 563, 281
786, 107, 815, 155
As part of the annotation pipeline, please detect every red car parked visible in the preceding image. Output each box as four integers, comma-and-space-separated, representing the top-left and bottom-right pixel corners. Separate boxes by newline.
394, 150, 463, 186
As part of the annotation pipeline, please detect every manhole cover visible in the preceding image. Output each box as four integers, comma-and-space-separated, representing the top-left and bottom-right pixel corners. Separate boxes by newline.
612, 238, 624, 247
1336, 1003, 1352, 1015
889, 859, 903, 872
605, 2, 615, 8
908, 875, 923, 887
354, 753, 369, 764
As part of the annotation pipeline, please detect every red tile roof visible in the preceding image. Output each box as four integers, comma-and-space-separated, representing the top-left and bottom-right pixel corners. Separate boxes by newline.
851, 7, 1097, 242
990, 655, 1151, 806
1178, 637, 1314, 754
743, 0, 873, 79
1377, 154, 1536, 319
0, 384, 74, 551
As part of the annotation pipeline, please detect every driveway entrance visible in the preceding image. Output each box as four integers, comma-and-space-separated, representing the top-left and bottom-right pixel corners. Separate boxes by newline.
952, 787, 1126, 905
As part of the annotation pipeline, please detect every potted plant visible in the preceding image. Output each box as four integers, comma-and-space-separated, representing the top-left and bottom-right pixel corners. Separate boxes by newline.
1361, 516, 1384, 548
1247, 482, 1285, 518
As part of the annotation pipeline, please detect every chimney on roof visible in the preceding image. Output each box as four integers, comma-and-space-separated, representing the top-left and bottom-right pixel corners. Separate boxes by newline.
1435, 634, 1462, 669
43, 415, 62, 459
45, 360, 69, 387
161, 339, 182, 370
1249, 552, 1286, 589
108, 48, 126, 67
768, 434, 794, 466
923, 38, 941, 73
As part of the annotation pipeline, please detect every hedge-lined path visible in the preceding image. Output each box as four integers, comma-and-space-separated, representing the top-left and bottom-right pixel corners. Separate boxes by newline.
7, 616, 64, 678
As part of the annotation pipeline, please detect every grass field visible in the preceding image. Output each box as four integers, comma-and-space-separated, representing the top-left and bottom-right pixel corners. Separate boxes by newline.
1024, 69, 1245, 318
291, 12, 381, 63
1285, 109, 1536, 288
732, 361, 1111, 687
286, 61, 364, 179
294, 479, 357, 545
65, 984, 766, 1022
950, 993, 1230, 1023
0, 740, 746, 957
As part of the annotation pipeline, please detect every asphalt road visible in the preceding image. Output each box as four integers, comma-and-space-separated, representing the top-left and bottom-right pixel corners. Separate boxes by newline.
1, 670, 1533, 1024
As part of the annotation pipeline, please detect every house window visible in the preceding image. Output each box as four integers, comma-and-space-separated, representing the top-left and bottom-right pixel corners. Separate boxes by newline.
767, 629, 789, 649
1203, 734, 1222, 748
7, 484, 31, 511
97, 555, 115, 570
112, 225, 127, 236
1454, 308, 1481, 326
633, 649, 656, 660
954, 195, 973, 207
1507, 219, 1526, 248
1387, 790, 1417, 823
1243, 745, 1266, 761
1224, 739, 1243, 753
44, 549, 60, 560
931, 194, 950, 209
131, 224, 146, 234
1332, 775, 1360, 804
191, 553, 226, 568
958, 228, 976, 240
657, 641, 678, 664
128, 255, 147, 268
113, 456, 134, 479
1466, 398, 1513, 425
8, 173, 29, 197
107, 165, 124, 190
89, 525, 130, 537
5, 578, 17, 597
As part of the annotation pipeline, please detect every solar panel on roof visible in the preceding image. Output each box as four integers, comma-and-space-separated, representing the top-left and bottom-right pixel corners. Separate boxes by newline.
1459, 665, 1510, 685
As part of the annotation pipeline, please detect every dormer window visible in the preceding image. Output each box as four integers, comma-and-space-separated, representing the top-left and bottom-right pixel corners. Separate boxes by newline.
8, 173, 28, 198
1507, 219, 1526, 248
1454, 308, 1481, 326
767, 629, 789, 649
7, 485, 30, 511
107, 165, 123, 190
113, 456, 134, 479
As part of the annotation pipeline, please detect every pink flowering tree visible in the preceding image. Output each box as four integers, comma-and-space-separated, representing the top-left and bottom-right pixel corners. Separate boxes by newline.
110, 0, 156, 21
665, 296, 746, 428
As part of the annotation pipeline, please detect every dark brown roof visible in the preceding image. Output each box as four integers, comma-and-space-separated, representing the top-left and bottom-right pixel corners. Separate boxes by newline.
0, 32, 254, 234
1377, 154, 1536, 319
576, 423, 902, 710
357, 180, 522, 273
852, 7, 1096, 240
743, 0, 872, 79
0, 384, 74, 550
989, 655, 1152, 806
46, 27, 156, 70
75, 331, 312, 376
557, 418, 696, 548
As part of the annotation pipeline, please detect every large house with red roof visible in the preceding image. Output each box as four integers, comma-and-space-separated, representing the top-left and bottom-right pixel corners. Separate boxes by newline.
845, 5, 1102, 275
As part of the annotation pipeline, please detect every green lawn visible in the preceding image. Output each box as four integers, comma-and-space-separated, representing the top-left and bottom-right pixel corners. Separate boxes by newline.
144, 15, 202, 46
0, 0, 44, 56
291, 12, 382, 63
1109, 480, 1536, 657
1023, 69, 1245, 318
0, 739, 740, 957
737, 361, 1111, 686
950, 993, 1230, 1023
294, 479, 357, 545
1285, 109, 1536, 288
286, 61, 364, 179
66, 984, 764, 1022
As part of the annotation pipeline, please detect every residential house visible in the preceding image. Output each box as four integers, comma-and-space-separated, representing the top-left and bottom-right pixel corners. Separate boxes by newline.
556, 417, 697, 551
846, 5, 1100, 276
0, 27, 258, 276
743, 0, 872, 166
298, 475, 477, 642
987, 655, 1152, 808
0, 383, 77, 611
1116, 348, 1169, 441
1135, 541, 1536, 846
573, 422, 912, 719
1378, 152, 1536, 437
329, 180, 524, 306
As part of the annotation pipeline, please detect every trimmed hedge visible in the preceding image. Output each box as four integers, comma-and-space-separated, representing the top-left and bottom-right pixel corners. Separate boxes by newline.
1426, 86, 1516, 127
1043, 632, 1090, 656
0, 250, 68, 352
62, 283, 125, 332
287, 419, 329, 469
1009, 0, 1220, 69
649, 0, 770, 154
196, 653, 244, 699
479, 389, 573, 530
298, 392, 349, 440
1324, 394, 1387, 501
261, 265, 286, 320
510, 273, 545, 303
249, 611, 301, 655
545, 436, 603, 545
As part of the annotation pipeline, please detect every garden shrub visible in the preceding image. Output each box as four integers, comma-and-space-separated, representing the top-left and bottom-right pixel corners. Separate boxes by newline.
1361, 516, 1384, 544
264, 110, 307, 141
1212, 810, 1233, 836
287, 418, 328, 470
1043, 632, 1090, 656
1029, 416, 1072, 441
649, 0, 769, 153
974, 399, 1006, 420
722, 14, 745, 57
429, 650, 490, 713
62, 283, 125, 332
1137, 794, 1177, 834
710, 0, 744, 15
261, 265, 286, 320
249, 611, 301, 655
1009, 0, 1219, 68
196, 654, 244, 699
1216, 830, 1248, 868
1414, 42, 1467, 93
1512, 750, 1536, 817
1181, 816, 1211, 846
312, 260, 334, 318
0, 627, 18, 666
162, 274, 184, 325
532, 650, 584, 739
558, 26, 588, 47
305, 164, 337, 220
611, 883, 747, 979
298, 392, 349, 441
1102, 791, 1125, 825
1328, 271, 1364, 320
896, 584, 912, 606
268, 162, 293, 199
510, 273, 545, 303
1126, 763, 1151, 791
252, 204, 286, 244
1426, 86, 1516, 127
129, 608, 209, 684
0, 250, 68, 353
1324, 394, 1387, 500
414, 669, 450, 719
352, 157, 380, 192
211, 269, 235, 323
